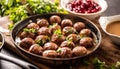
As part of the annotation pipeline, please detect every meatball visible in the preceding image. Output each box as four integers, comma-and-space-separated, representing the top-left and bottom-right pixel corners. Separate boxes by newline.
62, 26, 76, 36
57, 47, 72, 58
37, 19, 49, 27
20, 31, 35, 39
79, 29, 91, 37
79, 37, 93, 48
29, 44, 43, 55
51, 34, 65, 44
66, 34, 79, 43
27, 23, 39, 30
50, 15, 61, 25
43, 50, 58, 58
60, 41, 75, 49
35, 35, 49, 46
72, 46, 87, 56
43, 42, 58, 50
49, 24, 61, 34
61, 19, 73, 28
20, 38, 35, 49
73, 22, 85, 32
37, 27, 51, 36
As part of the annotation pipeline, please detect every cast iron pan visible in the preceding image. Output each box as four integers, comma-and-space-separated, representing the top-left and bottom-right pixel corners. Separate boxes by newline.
11, 13, 102, 66
0, 31, 39, 69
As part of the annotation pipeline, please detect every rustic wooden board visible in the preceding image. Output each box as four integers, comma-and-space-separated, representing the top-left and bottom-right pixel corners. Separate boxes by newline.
0, 16, 120, 69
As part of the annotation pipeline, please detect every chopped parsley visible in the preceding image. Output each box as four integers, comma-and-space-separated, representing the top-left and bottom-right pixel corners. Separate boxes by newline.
54, 29, 62, 35
66, 29, 73, 34
57, 49, 61, 53
81, 58, 120, 69
36, 40, 45, 46
23, 28, 36, 33
53, 29, 63, 39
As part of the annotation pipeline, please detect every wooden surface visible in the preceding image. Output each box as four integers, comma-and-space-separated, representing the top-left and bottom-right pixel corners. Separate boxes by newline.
0, 15, 120, 69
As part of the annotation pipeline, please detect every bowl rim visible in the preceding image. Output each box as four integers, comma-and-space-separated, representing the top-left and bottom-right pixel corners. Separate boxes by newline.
60, 0, 108, 16
11, 13, 102, 61
0, 31, 5, 50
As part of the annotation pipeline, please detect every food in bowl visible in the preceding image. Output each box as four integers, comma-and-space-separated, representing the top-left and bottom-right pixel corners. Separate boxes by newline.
106, 21, 120, 36
61, 0, 108, 20
66, 0, 101, 13
99, 15, 120, 45
15, 15, 99, 58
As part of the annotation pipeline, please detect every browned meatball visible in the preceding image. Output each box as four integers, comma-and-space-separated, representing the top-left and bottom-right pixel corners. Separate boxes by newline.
79, 29, 91, 37
61, 19, 73, 28
62, 26, 76, 36
29, 44, 43, 55
43, 42, 58, 50
49, 24, 61, 34
43, 50, 58, 58
73, 22, 85, 32
51, 34, 65, 44
20, 31, 35, 39
79, 37, 93, 48
20, 38, 35, 49
72, 46, 87, 56
60, 41, 75, 49
66, 34, 79, 43
57, 47, 72, 58
37, 19, 49, 27
35, 35, 49, 46
27, 23, 39, 30
50, 15, 61, 25
37, 27, 51, 36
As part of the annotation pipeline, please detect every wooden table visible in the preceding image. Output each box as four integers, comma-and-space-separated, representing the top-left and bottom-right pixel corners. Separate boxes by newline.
0, 0, 120, 69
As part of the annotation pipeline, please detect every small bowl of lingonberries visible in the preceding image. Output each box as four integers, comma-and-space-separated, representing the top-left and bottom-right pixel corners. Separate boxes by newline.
61, 0, 108, 20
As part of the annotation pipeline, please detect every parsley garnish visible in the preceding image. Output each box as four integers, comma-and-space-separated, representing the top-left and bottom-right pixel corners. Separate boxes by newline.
23, 28, 36, 33
57, 49, 61, 53
36, 40, 45, 46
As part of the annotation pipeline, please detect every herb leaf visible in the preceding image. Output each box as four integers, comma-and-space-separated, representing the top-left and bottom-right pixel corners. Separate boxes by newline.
0, 0, 68, 30
36, 40, 45, 46
92, 58, 105, 69
54, 29, 62, 35
57, 49, 61, 53
23, 28, 36, 33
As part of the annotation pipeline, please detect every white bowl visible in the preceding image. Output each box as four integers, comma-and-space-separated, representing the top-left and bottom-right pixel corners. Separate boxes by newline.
99, 15, 120, 45
61, 0, 108, 20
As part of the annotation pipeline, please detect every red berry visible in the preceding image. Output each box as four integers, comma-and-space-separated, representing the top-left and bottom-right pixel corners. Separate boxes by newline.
67, 0, 101, 13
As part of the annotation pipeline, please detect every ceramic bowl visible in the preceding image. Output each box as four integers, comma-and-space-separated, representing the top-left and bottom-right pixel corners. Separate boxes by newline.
99, 15, 120, 45
61, 0, 108, 20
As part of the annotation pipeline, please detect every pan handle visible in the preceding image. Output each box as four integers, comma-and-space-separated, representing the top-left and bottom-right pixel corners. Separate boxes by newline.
0, 53, 39, 69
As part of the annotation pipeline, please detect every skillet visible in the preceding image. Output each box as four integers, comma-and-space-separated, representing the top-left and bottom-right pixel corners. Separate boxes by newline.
11, 13, 102, 66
